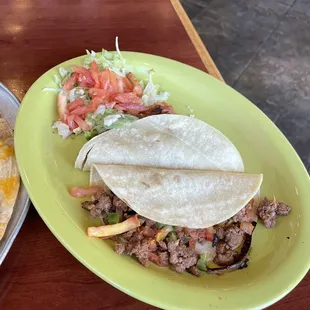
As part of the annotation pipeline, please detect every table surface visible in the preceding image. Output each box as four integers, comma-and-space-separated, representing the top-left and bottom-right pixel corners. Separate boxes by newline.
0, 0, 308, 309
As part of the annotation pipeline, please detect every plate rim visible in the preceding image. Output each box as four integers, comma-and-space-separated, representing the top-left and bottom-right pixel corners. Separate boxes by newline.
0, 82, 30, 265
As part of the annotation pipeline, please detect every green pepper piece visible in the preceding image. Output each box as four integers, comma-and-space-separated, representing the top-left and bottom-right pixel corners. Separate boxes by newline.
107, 213, 120, 225
196, 253, 208, 272
155, 222, 165, 229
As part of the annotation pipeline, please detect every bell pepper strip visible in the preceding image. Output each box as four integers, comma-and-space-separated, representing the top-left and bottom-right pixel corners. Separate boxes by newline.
68, 186, 103, 198
87, 215, 141, 238
155, 225, 173, 242
205, 226, 215, 242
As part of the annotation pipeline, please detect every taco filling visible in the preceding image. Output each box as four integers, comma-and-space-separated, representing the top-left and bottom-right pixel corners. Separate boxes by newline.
70, 187, 290, 276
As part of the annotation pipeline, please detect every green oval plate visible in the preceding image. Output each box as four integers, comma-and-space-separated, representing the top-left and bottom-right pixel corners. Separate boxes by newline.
15, 52, 310, 310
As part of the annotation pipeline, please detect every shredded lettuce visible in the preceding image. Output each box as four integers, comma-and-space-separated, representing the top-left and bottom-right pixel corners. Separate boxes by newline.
68, 87, 88, 102
42, 87, 61, 92
85, 108, 138, 139
44, 67, 72, 93
46, 37, 171, 140
187, 105, 195, 118
52, 121, 72, 139
84, 37, 126, 77
59, 67, 70, 78
104, 114, 122, 127
53, 75, 62, 87
142, 70, 170, 106
94, 105, 106, 115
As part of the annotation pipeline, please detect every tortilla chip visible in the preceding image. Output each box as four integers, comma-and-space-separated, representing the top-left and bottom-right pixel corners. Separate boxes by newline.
0, 118, 20, 240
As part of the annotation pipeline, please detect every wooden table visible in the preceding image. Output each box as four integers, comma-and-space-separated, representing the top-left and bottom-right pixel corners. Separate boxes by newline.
0, 1, 308, 309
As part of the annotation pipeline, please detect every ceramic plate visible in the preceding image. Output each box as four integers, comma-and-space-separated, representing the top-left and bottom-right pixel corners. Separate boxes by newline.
14, 52, 310, 309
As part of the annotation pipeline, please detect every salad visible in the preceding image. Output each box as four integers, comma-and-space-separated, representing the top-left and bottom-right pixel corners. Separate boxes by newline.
46, 38, 173, 140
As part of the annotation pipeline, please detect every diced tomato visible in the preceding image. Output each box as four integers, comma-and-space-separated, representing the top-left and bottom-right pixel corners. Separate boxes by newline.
92, 96, 105, 109
127, 72, 143, 96
113, 104, 124, 111
99, 70, 110, 90
122, 76, 133, 92
57, 93, 68, 122
70, 105, 94, 116
67, 98, 85, 112
72, 65, 91, 76
109, 70, 118, 92
90, 61, 100, 88
73, 115, 91, 131
105, 102, 116, 109
205, 227, 215, 242
114, 92, 142, 105
66, 114, 78, 130
72, 65, 95, 88
116, 76, 124, 93
63, 72, 78, 91
89, 88, 110, 98
77, 73, 95, 88
69, 186, 103, 198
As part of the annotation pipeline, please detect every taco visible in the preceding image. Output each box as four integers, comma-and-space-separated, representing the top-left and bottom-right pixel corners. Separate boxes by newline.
75, 114, 244, 172
70, 115, 290, 276
90, 164, 263, 229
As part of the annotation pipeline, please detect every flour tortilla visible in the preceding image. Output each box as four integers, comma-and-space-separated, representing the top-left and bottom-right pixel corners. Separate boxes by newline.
75, 115, 244, 172
0, 118, 20, 240
91, 164, 263, 229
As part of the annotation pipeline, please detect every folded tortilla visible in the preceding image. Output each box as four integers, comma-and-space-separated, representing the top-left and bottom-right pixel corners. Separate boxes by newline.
76, 115, 244, 172
91, 164, 263, 229
0, 118, 20, 240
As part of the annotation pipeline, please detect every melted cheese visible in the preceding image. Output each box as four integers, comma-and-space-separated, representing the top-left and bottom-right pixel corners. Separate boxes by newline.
0, 139, 14, 161
0, 176, 19, 202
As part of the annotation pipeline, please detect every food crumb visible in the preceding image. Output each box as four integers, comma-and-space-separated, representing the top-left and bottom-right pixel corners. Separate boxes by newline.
218, 296, 222, 300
